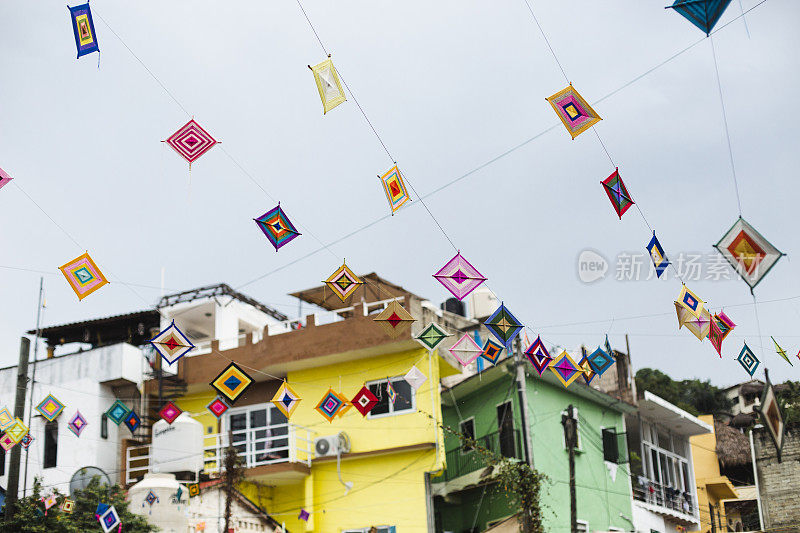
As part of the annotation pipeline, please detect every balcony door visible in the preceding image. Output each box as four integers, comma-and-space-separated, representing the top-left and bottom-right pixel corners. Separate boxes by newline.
497, 401, 516, 458
226, 404, 289, 467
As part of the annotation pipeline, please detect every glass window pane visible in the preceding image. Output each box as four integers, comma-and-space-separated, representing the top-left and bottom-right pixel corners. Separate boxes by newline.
369, 382, 390, 416
392, 379, 413, 412
229, 413, 247, 431
270, 406, 288, 427
250, 409, 267, 428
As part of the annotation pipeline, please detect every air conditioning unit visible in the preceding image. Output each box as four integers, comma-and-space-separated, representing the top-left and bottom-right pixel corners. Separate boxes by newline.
314, 432, 351, 458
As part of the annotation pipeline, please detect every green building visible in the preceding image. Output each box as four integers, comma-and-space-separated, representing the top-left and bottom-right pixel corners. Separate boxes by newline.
433, 353, 637, 532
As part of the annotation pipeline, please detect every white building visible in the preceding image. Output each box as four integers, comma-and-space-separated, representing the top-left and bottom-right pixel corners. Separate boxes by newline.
627, 391, 712, 533
0, 283, 287, 499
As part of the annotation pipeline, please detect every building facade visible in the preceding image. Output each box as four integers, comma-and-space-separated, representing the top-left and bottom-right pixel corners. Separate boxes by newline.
752, 427, 800, 533
433, 353, 636, 533
689, 415, 738, 533
126, 275, 473, 533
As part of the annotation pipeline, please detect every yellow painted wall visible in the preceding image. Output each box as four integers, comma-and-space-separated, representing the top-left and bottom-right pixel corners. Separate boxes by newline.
177, 346, 445, 532
691, 414, 735, 533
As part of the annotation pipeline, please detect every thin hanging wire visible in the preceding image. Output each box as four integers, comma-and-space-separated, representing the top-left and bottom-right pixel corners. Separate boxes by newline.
521, 0, 570, 84
709, 34, 744, 218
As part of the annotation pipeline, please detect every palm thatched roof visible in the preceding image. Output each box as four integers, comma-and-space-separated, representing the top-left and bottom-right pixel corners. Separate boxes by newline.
715, 418, 752, 469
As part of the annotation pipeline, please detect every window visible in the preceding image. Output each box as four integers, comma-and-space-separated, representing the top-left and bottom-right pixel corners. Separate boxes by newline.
497, 401, 517, 458
367, 377, 415, 418
602, 428, 628, 464
44, 421, 58, 468
459, 418, 475, 452
576, 520, 589, 533
225, 404, 289, 468
101, 414, 108, 439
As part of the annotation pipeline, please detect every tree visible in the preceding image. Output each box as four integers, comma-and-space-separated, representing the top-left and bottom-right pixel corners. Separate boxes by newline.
776, 380, 800, 429
222, 436, 245, 533
0, 477, 156, 533
635, 368, 732, 415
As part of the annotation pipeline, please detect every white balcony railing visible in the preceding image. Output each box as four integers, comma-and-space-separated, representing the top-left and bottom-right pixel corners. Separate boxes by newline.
125, 423, 315, 485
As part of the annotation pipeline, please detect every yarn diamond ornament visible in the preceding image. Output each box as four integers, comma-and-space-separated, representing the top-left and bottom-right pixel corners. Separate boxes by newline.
549, 351, 583, 388
210, 362, 254, 403
0, 167, 13, 191
373, 299, 416, 338
206, 397, 230, 419
271, 382, 301, 419
676, 285, 705, 318
433, 252, 487, 301
0, 408, 13, 430
68, 3, 99, 58
404, 365, 427, 391
68, 411, 87, 437
310, 58, 346, 114
675, 303, 711, 341
0, 435, 16, 451
578, 348, 596, 385
159, 402, 182, 424
772, 337, 793, 366
351, 386, 379, 417
124, 410, 141, 433
601, 169, 634, 219
5, 418, 28, 443
323, 261, 363, 302
415, 322, 451, 351
20, 434, 34, 449
587, 346, 615, 376
188, 483, 200, 498
105, 400, 130, 425
737, 343, 759, 377
149, 320, 195, 365
524, 336, 552, 376
254, 203, 302, 252
646, 232, 670, 278
60, 498, 75, 513
449, 333, 483, 366
667, 0, 732, 35
481, 338, 504, 365
315, 388, 348, 422
379, 165, 411, 214
35, 394, 65, 422
714, 217, 783, 291
546, 84, 602, 139
99, 505, 122, 533
164, 119, 217, 169
484, 303, 523, 348
59, 252, 109, 301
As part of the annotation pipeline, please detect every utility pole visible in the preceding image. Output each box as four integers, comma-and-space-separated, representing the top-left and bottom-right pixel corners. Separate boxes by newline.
5, 337, 31, 519
23, 277, 44, 496
514, 336, 533, 466
561, 404, 577, 533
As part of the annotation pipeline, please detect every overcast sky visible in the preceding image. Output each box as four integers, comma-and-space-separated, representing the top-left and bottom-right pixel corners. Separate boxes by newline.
1, 0, 798, 387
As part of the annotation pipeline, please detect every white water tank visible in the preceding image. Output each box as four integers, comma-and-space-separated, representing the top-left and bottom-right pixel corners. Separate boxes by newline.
128, 472, 188, 533
151, 413, 203, 474
469, 287, 499, 320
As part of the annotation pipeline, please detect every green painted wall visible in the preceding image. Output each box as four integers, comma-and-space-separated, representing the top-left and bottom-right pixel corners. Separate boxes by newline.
436, 366, 633, 533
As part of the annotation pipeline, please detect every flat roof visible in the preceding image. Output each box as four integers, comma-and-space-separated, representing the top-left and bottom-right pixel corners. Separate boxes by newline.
290, 272, 424, 311
639, 390, 713, 437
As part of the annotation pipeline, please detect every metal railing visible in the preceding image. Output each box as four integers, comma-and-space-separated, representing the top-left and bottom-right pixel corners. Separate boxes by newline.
439, 429, 522, 482
125, 423, 315, 485
632, 476, 698, 518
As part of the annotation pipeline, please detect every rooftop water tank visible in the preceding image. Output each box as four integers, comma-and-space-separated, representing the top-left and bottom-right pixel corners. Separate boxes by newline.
128, 472, 188, 533
151, 413, 203, 475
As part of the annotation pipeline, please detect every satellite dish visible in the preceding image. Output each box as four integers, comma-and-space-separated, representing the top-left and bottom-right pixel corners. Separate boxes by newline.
69, 466, 111, 494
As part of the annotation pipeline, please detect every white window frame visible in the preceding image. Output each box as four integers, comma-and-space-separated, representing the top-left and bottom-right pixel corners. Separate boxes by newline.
223, 403, 290, 468
576, 519, 589, 533
366, 376, 416, 419
561, 407, 582, 451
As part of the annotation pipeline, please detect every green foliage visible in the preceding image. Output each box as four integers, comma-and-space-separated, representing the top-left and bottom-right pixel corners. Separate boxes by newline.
1, 477, 157, 533
635, 368, 732, 415
776, 380, 800, 429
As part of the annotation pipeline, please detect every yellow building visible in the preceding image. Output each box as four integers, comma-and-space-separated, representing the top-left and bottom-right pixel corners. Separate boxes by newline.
140, 275, 471, 532
690, 414, 738, 532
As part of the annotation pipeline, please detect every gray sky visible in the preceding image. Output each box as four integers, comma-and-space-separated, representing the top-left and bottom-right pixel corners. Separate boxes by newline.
1, 0, 798, 387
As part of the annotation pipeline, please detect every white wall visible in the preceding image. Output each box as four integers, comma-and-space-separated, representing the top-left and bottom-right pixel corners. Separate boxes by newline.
632, 502, 682, 533
0, 343, 144, 497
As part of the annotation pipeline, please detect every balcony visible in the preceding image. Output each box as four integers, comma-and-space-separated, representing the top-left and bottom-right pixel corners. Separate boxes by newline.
632, 476, 699, 524
125, 423, 314, 485
438, 429, 523, 483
